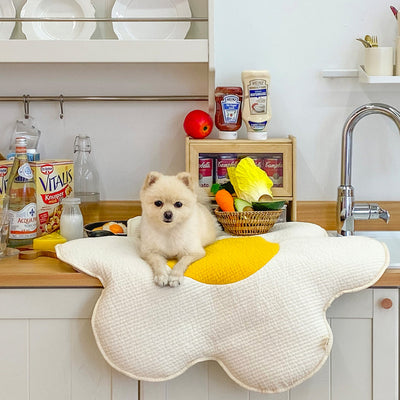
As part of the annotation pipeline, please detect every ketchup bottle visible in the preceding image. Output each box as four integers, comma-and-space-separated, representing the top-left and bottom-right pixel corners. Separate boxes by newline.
214, 87, 243, 140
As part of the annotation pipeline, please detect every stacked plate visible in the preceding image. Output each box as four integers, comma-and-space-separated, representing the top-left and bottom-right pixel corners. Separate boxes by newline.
5, 0, 192, 40
0, 1, 16, 39
20, 0, 96, 40
112, 0, 191, 40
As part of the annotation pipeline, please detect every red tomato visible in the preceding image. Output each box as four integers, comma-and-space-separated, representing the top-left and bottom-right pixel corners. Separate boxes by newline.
183, 110, 213, 139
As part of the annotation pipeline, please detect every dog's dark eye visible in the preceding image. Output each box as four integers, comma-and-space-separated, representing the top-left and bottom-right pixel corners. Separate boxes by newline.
174, 201, 183, 208
154, 200, 163, 207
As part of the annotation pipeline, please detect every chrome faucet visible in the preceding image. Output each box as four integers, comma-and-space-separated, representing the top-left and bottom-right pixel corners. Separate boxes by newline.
337, 103, 400, 236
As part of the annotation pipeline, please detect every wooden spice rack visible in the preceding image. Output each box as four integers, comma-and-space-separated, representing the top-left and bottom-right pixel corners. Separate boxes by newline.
185, 136, 297, 221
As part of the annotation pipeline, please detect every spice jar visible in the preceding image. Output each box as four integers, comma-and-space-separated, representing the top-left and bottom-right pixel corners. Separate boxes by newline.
214, 87, 243, 140
60, 198, 83, 241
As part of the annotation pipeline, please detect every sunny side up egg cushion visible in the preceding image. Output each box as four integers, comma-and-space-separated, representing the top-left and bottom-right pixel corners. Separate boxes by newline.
56, 219, 388, 393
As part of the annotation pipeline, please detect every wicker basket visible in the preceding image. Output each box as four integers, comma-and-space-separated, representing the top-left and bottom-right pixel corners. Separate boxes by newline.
214, 207, 283, 236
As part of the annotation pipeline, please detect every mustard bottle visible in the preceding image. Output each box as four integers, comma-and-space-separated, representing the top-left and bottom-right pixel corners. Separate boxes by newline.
241, 70, 271, 140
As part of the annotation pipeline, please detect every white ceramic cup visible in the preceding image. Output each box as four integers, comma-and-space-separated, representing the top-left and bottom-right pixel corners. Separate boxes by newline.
365, 47, 393, 76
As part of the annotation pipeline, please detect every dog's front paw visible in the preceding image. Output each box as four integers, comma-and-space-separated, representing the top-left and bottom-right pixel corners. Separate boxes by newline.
168, 273, 184, 287
153, 264, 171, 287
154, 273, 169, 287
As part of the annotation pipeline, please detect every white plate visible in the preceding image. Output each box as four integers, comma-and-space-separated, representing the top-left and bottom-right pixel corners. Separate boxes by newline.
112, 0, 191, 40
21, 0, 96, 40
0, 1, 16, 39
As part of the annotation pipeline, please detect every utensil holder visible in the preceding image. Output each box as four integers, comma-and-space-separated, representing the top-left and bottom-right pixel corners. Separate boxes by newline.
365, 47, 393, 76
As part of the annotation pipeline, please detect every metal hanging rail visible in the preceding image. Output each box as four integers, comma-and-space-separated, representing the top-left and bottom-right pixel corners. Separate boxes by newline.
0, 95, 208, 102
0, 17, 208, 22
0, 94, 208, 119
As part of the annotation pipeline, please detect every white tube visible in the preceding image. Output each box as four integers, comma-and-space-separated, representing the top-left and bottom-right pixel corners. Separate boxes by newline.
241, 70, 271, 140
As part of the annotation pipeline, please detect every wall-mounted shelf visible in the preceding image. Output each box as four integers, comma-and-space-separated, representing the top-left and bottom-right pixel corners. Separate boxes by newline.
358, 65, 400, 83
321, 69, 359, 78
322, 66, 400, 83
0, 39, 208, 63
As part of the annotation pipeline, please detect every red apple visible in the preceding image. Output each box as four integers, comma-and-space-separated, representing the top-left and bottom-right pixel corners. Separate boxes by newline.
183, 110, 213, 139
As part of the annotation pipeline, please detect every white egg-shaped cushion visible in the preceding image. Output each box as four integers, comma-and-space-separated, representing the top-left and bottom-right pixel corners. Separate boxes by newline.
56, 221, 388, 393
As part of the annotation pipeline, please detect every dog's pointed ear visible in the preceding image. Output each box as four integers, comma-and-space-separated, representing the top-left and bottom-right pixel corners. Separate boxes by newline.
143, 171, 162, 188
177, 172, 194, 191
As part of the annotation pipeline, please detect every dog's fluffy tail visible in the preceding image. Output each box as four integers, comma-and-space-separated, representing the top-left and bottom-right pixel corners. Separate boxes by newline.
196, 187, 213, 209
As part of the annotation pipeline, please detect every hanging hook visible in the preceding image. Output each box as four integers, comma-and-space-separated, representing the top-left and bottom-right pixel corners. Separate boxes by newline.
59, 94, 64, 119
23, 95, 30, 119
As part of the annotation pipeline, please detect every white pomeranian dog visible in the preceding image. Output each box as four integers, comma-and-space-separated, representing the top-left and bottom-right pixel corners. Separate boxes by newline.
139, 171, 219, 287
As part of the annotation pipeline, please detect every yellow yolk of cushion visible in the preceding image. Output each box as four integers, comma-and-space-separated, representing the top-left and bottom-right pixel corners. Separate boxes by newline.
167, 237, 279, 285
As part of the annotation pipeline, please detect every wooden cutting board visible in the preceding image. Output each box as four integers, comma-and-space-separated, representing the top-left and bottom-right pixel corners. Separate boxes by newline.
18, 248, 57, 260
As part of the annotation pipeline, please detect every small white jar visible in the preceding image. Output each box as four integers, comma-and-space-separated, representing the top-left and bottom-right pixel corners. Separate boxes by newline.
60, 197, 84, 241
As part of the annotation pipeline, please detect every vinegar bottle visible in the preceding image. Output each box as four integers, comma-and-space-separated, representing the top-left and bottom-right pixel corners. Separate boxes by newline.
6, 137, 37, 247
73, 135, 100, 203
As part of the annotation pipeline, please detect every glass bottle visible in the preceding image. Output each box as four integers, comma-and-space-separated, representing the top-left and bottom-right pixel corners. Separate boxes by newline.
60, 197, 83, 241
73, 135, 100, 203
6, 137, 37, 247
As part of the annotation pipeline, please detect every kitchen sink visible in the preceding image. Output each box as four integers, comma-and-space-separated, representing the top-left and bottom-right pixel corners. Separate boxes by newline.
329, 231, 400, 268
355, 231, 400, 268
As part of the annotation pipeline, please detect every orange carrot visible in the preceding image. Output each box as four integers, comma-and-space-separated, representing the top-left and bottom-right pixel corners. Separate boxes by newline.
215, 189, 235, 212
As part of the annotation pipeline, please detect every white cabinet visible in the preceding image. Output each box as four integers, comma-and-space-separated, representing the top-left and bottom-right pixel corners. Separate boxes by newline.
0, 287, 397, 400
0, 0, 210, 64
0, 39, 209, 63
0, 288, 138, 400
329, 288, 398, 400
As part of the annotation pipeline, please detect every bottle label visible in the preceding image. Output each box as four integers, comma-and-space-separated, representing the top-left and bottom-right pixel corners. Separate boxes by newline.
248, 79, 268, 115
221, 95, 241, 124
249, 120, 268, 131
18, 163, 33, 180
0, 164, 9, 195
9, 203, 37, 239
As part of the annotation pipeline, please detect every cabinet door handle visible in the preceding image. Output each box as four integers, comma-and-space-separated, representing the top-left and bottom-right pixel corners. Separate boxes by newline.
381, 298, 393, 309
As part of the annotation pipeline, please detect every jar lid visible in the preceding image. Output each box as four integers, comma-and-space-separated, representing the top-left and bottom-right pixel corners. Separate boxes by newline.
62, 197, 81, 205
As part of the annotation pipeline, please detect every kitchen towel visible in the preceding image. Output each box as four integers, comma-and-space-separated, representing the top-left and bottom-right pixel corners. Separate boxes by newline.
56, 221, 389, 393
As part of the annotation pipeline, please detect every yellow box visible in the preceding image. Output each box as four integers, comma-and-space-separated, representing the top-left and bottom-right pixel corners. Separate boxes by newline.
31, 160, 74, 236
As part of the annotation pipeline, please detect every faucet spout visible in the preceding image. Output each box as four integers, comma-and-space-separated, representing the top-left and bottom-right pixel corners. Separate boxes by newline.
337, 103, 400, 235
341, 103, 400, 187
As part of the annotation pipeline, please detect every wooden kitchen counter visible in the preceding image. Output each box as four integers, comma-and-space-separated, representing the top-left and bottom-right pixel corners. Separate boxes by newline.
0, 256, 102, 287
0, 200, 141, 289
0, 200, 399, 288
0, 257, 397, 287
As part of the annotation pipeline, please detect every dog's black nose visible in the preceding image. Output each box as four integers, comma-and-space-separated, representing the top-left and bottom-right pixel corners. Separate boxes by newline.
163, 211, 173, 221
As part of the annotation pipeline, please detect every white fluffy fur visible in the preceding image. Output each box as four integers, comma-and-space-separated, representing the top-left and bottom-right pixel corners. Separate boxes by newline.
139, 171, 219, 287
